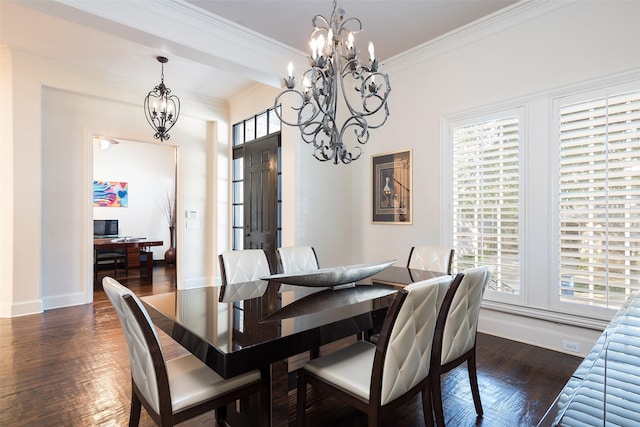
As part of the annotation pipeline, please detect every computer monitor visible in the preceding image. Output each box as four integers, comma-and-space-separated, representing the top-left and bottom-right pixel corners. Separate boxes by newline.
93, 219, 118, 237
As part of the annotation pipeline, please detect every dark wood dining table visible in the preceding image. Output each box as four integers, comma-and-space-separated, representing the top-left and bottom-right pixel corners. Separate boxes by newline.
140, 265, 446, 425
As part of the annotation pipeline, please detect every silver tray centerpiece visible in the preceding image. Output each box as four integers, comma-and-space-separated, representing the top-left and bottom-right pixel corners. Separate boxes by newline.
262, 260, 397, 288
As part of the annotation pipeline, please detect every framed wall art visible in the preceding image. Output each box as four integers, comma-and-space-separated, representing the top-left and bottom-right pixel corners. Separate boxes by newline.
372, 149, 412, 224
93, 180, 128, 207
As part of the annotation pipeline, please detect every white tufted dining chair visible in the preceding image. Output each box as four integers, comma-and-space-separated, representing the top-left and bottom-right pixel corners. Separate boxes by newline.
102, 277, 270, 426
296, 273, 465, 427
430, 265, 494, 427
276, 246, 319, 273
407, 246, 455, 274
218, 249, 271, 286
276, 246, 320, 294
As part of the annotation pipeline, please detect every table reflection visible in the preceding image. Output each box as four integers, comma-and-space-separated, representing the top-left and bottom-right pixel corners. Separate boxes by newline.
142, 280, 396, 378
219, 279, 269, 302
141, 265, 445, 379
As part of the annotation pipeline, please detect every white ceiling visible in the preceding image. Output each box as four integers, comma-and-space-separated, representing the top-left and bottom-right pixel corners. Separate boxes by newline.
185, 0, 517, 61
1, 0, 517, 103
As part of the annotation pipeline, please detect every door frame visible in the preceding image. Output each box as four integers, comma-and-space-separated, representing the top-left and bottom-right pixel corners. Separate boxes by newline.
232, 132, 281, 270
85, 131, 180, 302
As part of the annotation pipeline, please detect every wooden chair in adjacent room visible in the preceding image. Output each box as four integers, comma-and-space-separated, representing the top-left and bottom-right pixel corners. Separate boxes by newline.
102, 277, 270, 426
296, 273, 465, 427
94, 248, 128, 284
430, 265, 494, 427
407, 246, 455, 274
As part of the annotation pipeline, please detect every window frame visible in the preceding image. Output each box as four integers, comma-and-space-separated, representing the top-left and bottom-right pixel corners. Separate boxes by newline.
231, 106, 282, 251
444, 106, 527, 306
550, 81, 640, 318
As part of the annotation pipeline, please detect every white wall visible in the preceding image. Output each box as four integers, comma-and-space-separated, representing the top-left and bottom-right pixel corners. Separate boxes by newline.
229, 84, 354, 270
1, 49, 226, 315
351, 1, 640, 355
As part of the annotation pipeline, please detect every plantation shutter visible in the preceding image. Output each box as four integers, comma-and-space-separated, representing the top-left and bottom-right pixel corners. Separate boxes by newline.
558, 90, 640, 309
452, 115, 521, 294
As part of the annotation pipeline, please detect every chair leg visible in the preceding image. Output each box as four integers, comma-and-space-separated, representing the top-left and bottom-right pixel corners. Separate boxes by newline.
421, 385, 434, 427
259, 366, 272, 427
468, 350, 483, 416
129, 390, 142, 427
368, 413, 381, 427
147, 251, 153, 282
296, 371, 308, 426
215, 405, 227, 422
431, 375, 445, 427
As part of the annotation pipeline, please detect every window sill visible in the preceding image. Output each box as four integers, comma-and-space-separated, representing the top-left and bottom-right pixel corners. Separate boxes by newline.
481, 300, 610, 331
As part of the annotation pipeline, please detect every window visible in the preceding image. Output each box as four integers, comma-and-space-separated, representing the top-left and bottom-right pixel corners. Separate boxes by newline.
556, 88, 640, 310
451, 111, 522, 296
232, 155, 244, 249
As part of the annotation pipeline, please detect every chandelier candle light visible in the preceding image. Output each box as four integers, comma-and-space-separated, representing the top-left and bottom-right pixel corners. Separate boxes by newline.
144, 56, 180, 142
274, 0, 391, 164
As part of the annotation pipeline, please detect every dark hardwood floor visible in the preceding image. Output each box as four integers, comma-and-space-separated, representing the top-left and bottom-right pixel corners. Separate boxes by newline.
0, 266, 582, 426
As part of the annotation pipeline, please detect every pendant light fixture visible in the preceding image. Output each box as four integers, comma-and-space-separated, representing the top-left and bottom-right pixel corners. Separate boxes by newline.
144, 56, 180, 142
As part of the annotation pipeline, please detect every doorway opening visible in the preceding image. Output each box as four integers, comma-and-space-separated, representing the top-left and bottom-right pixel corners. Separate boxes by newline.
91, 135, 177, 288
231, 107, 282, 270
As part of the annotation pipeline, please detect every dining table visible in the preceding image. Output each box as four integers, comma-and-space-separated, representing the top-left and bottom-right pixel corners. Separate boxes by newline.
140, 264, 447, 425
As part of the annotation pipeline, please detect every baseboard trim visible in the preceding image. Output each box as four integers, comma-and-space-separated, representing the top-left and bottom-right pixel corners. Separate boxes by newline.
0, 299, 43, 318
42, 292, 86, 311
479, 308, 602, 357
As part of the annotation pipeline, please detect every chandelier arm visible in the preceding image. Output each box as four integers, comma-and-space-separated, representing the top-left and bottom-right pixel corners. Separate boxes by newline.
362, 97, 390, 129
309, 66, 334, 121
274, 90, 320, 127
335, 16, 362, 38
301, 120, 328, 149
339, 115, 369, 145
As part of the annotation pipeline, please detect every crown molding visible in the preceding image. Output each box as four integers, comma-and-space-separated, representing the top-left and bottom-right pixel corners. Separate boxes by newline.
51, 0, 305, 88
387, 0, 577, 72
8, 47, 229, 119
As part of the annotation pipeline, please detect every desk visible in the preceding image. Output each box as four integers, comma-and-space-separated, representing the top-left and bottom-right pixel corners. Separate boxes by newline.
94, 238, 163, 268
141, 266, 445, 424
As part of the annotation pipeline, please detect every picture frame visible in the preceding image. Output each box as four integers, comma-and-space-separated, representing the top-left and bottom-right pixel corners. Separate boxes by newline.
372, 149, 412, 224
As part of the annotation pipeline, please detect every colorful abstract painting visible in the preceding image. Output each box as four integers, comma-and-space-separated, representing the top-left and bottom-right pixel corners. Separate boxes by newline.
93, 180, 128, 207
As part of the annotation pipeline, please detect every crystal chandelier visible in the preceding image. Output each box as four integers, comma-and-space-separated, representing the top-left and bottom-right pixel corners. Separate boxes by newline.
274, 0, 391, 164
144, 56, 180, 142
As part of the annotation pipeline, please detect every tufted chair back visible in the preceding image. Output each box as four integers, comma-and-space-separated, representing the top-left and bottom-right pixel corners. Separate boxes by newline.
103, 277, 165, 415
407, 246, 454, 274
276, 246, 319, 273
377, 275, 455, 405
440, 265, 493, 365
218, 250, 271, 286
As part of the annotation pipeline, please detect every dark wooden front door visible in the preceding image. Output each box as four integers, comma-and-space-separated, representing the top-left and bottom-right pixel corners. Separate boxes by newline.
244, 134, 279, 270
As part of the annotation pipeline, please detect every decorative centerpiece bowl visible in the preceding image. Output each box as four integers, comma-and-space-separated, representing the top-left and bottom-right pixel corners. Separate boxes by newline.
262, 259, 396, 288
